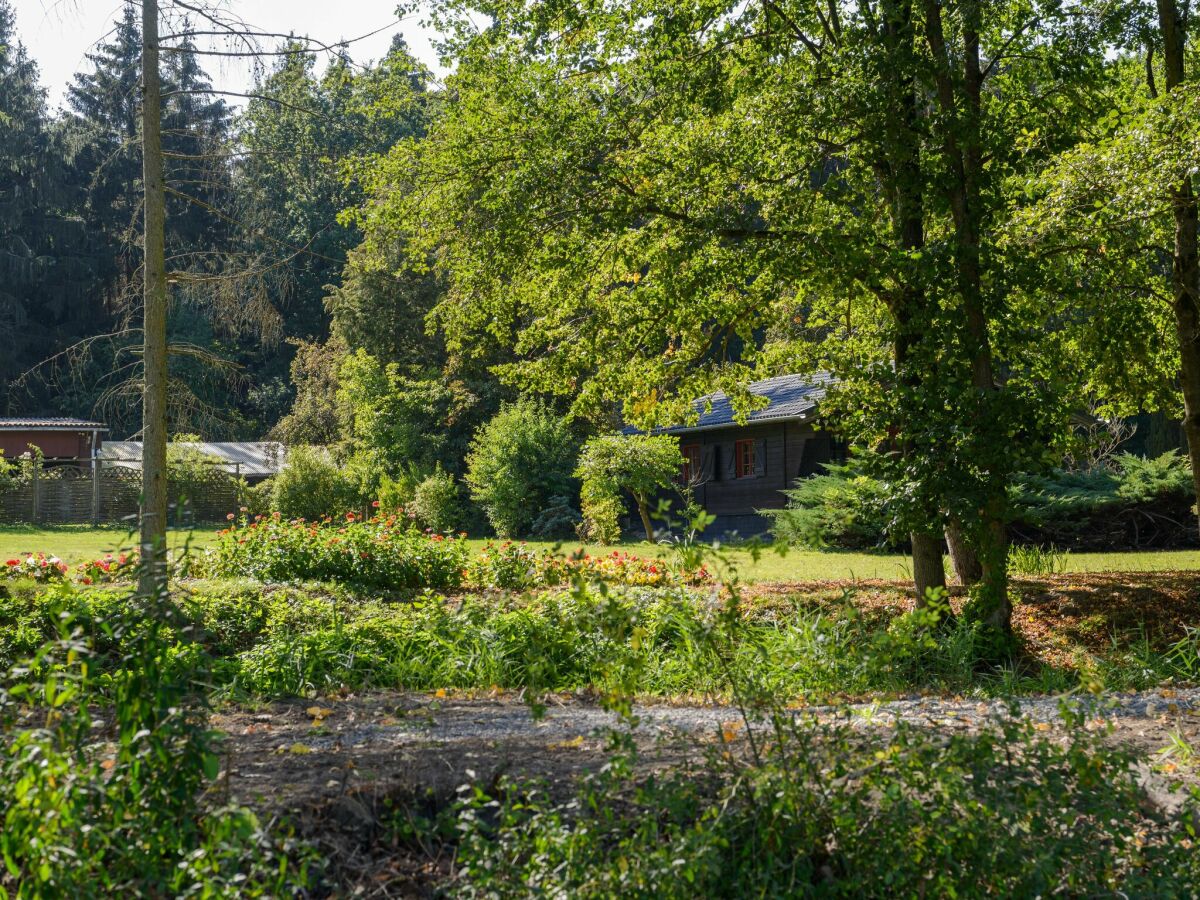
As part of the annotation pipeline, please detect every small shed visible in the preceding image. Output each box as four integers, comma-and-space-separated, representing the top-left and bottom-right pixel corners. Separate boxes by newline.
0, 418, 107, 462
100, 441, 287, 484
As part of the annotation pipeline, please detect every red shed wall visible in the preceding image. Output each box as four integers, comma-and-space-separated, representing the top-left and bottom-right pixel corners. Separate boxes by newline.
0, 431, 91, 460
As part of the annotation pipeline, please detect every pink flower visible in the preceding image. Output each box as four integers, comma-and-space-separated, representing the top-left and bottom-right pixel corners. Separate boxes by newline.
227, 513, 235, 521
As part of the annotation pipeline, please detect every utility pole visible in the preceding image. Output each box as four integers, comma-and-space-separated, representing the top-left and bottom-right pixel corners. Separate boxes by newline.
139, 0, 169, 595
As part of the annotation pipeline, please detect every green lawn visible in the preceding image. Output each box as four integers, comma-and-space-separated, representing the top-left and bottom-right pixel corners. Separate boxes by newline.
0, 525, 219, 565
469, 538, 1200, 582
3, 526, 1198, 581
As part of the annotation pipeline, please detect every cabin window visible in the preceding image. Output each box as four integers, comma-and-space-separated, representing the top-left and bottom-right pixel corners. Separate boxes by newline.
681, 444, 701, 483
734, 439, 756, 479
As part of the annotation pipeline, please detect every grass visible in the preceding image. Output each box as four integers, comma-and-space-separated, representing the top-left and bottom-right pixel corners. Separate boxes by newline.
463, 539, 1200, 582
0, 524, 219, 564
3, 525, 1198, 580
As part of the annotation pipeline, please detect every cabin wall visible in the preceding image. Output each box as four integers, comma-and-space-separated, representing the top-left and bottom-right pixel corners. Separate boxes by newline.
677, 421, 841, 537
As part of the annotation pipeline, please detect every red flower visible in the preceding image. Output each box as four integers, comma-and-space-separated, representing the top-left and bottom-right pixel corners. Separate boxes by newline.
4, 560, 18, 567
372, 500, 381, 509
346, 512, 356, 521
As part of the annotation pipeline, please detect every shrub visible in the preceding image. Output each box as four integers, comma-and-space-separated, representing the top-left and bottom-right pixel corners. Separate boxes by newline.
0, 450, 12, 493
205, 513, 469, 593
577, 433, 683, 541
767, 459, 895, 549
465, 399, 578, 538
2, 553, 69, 583
772, 451, 1197, 551
410, 467, 465, 533
0, 585, 309, 895
270, 445, 361, 520
530, 494, 583, 539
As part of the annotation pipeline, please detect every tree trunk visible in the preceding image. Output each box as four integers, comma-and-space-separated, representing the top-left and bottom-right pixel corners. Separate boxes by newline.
882, 0, 947, 604
945, 518, 981, 586
924, 0, 1009, 632
138, 0, 169, 597
911, 532, 946, 605
636, 495, 655, 541
1157, 0, 1200, 539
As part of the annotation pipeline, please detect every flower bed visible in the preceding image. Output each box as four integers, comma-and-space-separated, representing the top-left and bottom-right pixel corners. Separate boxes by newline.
3, 553, 69, 583
205, 513, 470, 592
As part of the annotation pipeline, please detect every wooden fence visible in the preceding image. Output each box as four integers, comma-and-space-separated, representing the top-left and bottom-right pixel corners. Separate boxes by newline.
0, 459, 243, 527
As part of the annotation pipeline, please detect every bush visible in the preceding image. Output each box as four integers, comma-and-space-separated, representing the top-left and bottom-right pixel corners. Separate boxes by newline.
577, 433, 683, 541
531, 495, 583, 539
270, 446, 361, 520
0, 585, 309, 895
205, 513, 469, 593
767, 459, 895, 549
465, 399, 578, 538
771, 452, 1197, 552
410, 467, 465, 533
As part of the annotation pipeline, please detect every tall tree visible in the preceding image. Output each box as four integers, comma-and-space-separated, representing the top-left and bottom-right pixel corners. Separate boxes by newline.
0, 0, 108, 414
355, 0, 1104, 631
1014, 1, 1200, 538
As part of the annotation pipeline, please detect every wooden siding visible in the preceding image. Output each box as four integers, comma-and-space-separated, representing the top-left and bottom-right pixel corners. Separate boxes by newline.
682, 422, 841, 519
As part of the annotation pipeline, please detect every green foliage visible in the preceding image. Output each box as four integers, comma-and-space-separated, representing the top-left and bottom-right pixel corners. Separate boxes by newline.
410, 467, 465, 533
269, 446, 361, 521
465, 399, 578, 538
767, 460, 895, 550
0, 582, 310, 895
339, 350, 459, 478
205, 514, 468, 594
774, 453, 1195, 551
530, 494, 583, 539
453, 717, 1200, 897
577, 434, 683, 541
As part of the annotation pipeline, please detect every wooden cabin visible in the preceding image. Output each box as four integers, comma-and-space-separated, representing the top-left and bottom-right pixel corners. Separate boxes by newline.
656, 374, 845, 537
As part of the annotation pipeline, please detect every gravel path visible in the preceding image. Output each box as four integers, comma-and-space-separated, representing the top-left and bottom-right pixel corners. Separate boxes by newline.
218, 686, 1200, 754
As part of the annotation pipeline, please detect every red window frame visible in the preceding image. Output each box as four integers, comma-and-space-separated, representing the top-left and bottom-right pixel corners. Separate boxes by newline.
734, 439, 756, 479
681, 443, 701, 483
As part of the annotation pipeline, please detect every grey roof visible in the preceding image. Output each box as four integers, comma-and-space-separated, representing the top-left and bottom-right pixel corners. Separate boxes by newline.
0, 418, 107, 431
634, 372, 833, 435
101, 441, 287, 479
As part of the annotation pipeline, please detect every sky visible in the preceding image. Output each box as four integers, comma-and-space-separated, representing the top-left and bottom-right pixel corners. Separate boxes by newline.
9, 0, 445, 111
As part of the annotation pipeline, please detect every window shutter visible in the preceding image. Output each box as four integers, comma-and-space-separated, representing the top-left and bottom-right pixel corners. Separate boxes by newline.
721, 443, 737, 481
699, 445, 715, 483
754, 439, 766, 477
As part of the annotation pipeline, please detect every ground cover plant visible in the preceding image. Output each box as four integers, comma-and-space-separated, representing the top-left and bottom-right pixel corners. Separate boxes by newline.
450, 714, 1200, 897
3, 573, 1197, 703
0, 584, 312, 896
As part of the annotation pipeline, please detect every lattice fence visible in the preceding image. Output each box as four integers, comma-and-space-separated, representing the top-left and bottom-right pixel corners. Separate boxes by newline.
0, 459, 242, 526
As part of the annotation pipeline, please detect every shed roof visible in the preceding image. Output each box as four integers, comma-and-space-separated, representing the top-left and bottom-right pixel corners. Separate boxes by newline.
0, 418, 107, 431
632, 372, 833, 435
101, 441, 287, 479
